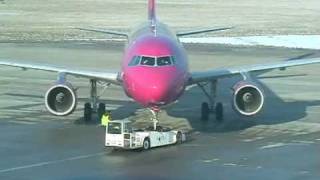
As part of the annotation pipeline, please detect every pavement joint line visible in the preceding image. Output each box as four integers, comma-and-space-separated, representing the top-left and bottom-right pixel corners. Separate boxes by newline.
8, 120, 37, 125
0, 152, 106, 173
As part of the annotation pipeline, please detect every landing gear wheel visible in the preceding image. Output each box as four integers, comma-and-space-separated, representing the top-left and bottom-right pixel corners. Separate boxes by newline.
97, 103, 106, 120
201, 102, 210, 121
142, 138, 151, 150
215, 102, 224, 122
176, 132, 183, 144
84, 102, 92, 122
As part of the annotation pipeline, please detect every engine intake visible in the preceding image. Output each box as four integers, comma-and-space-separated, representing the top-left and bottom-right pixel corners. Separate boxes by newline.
45, 83, 77, 116
233, 81, 264, 116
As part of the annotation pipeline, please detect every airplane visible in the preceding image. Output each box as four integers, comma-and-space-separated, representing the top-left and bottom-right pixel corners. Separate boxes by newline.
1, 0, 320, 127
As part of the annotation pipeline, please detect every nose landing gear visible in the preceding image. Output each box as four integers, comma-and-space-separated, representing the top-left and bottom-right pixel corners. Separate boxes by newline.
149, 108, 160, 131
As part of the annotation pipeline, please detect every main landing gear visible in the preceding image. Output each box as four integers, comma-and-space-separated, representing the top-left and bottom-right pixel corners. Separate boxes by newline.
198, 80, 224, 122
84, 79, 110, 122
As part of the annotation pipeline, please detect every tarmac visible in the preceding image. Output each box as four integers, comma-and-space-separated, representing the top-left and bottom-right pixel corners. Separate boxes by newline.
0, 0, 319, 41
0, 42, 320, 179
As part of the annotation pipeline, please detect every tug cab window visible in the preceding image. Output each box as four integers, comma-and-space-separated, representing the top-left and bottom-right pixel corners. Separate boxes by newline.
140, 56, 155, 66
157, 56, 172, 66
107, 122, 122, 134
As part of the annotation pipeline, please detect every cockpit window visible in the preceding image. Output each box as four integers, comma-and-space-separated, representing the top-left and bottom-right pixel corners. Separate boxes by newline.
141, 56, 155, 66
157, 56, 172, 66
171, 56, 176, 64
128, 56, 141, 66
128, 55, 175, 67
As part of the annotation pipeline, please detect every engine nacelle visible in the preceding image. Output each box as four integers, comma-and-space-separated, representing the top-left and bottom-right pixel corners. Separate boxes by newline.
232, 81, 264, 116
45, 83, 77, 116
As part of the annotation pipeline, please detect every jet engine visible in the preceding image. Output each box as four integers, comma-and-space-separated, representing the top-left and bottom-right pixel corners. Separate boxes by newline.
45, 82, 77, 116
232, 81, 264, 116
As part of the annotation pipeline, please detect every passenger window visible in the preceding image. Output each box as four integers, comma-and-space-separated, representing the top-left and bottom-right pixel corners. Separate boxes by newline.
128, 56, 141, 66
157, 56, 172, 66
140, 56, 155, 66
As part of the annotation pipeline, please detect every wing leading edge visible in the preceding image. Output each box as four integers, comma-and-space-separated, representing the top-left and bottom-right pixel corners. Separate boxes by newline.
177, 27, 233, 37
77, 28, 129, 39
0, 59, 121, 85
189, 57, 320, 85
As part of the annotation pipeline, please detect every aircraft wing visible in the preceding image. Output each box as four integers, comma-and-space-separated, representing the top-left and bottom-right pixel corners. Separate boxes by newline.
176, 27, 233, 37
0, 59, 121, 85
77, 27, 129, 39
188, 57, 320, 85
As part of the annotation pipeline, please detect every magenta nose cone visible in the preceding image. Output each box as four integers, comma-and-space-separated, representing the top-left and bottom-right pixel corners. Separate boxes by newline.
124, 66, 181, 107
147, 78, 172, 105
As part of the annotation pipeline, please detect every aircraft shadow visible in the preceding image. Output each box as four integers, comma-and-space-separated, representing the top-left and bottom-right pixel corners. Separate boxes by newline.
1, 92, 138, 123
166, 73, 320, 133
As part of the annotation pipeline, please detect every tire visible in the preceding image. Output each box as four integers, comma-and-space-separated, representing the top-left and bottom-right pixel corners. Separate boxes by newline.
176, 132, 183, 144
201, 102, 210, 121
215, 102, 224, 122
97, 103, 106, 120
84, 102, 92, 122
142, 138, 151, 150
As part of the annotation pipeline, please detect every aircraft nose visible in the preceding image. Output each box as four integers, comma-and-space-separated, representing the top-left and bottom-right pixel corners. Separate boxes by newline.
147, 78, 172, 104
124, 67, 184, 107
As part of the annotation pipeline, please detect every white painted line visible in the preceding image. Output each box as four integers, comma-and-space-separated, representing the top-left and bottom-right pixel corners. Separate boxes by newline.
298, 171, 310, 175
291, 140, 315, 144
306, 111, 320, 114
0, 152, 105, 173
0, 12, 20, 16
259, 143, 287, 149
8, 120, 36, 125
182, 144, 202, 147
202, 158, 219, 163
223, 163, 238, 166
242, 136, 264, 142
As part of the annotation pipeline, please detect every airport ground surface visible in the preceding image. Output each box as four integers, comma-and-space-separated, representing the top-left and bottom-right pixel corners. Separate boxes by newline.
0, 0, 320, 41
0, 42, 320, 179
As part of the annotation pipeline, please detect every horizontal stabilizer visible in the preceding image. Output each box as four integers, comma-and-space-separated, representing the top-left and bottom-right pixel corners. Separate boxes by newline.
77, 28, 129, 39
177, 27, 233, 37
